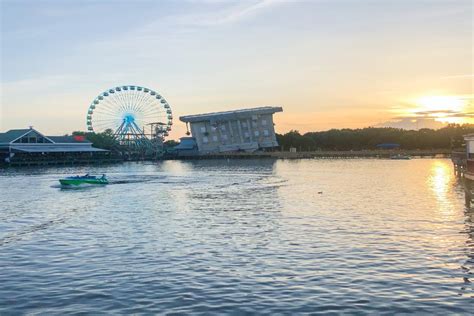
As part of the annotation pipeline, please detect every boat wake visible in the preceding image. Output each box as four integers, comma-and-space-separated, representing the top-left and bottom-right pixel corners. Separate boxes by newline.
111, 179, 150, 184
51, 183, 107, 190
53, 174, 204, 190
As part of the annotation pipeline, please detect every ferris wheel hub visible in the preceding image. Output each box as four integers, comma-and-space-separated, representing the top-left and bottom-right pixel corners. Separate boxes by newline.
124, 114, 135, 124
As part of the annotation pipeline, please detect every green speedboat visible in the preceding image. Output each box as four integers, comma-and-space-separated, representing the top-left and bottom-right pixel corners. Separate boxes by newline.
59, 174, 109, 186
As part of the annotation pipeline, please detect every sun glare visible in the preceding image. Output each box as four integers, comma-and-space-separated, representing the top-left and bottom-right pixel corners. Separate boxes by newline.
407, 95, 472, 124
417, 96, 465, 113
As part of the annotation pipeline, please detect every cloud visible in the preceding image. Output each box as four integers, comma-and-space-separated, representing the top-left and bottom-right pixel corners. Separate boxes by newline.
377, 95, 474, 130
212, 0, 285, 25
440, 74, 474, 79
409, 110, 474, 119
385, 94, 474, 121
443, 112, 474, 118
145, 0, 287, 29
376, 117, 446, 130
413, 109, 458, 115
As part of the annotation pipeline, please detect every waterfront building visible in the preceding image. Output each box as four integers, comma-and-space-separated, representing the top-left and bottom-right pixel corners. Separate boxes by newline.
0, 127, 110, 166
459, 134, 474, 181
173, 137, 199, 157
179, 106, 283, 154
452, 134, 474, 207
464, 134, 474, 158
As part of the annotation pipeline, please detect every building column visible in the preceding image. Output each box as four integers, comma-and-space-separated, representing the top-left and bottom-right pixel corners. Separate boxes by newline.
237, 120, 244, 143
227, 120, 234, 144
247, 119, 253, 142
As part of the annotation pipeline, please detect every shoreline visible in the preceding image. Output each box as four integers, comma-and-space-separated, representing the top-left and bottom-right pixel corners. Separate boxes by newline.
1, 149, 452, 167
170, 149, 451, 160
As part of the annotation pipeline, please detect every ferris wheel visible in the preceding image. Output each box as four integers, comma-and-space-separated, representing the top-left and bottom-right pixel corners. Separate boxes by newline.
86, 85, 173, 146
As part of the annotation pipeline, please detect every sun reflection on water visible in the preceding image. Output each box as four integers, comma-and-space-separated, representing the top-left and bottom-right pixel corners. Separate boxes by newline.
428, 160, 456, 218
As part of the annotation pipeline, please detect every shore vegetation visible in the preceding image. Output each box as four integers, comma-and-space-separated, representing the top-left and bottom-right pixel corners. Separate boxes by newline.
276, 124, 473, 151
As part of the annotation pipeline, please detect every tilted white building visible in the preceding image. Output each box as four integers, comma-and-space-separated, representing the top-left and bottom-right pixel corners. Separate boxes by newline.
179, 106, 283, 153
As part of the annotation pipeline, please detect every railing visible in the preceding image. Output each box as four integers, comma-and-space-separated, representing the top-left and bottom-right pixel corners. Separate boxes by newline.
4, 158, 123, 167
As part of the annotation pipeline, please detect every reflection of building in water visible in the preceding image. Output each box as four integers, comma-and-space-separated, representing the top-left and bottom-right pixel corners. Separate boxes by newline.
179, 106, 283, 154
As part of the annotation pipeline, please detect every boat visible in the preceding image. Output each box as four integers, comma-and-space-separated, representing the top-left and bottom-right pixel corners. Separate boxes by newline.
390, 154, 411, 160
59, 174, 108, 186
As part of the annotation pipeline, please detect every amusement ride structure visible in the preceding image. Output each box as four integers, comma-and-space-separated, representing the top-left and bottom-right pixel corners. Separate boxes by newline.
86, 85, 173, 151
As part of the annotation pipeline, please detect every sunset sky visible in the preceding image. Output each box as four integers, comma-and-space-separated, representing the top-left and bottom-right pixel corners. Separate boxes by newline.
1, 0, 472, 139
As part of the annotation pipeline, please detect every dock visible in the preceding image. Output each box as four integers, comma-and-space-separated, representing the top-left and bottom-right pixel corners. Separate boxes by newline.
2, 158, 123, 168
169, 149, 451, 160
451, 151, 467, 177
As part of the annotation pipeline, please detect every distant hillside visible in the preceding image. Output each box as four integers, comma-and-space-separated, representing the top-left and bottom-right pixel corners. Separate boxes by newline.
276, 124, 474, 151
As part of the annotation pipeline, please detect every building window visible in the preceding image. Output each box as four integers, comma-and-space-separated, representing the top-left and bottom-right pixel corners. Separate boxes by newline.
200, 126, 206, 133
252, 121, 257, 127
242, 122, 247, 128
212, 135, 218, 142
220, 125, 226, 131
263, 129, 269, 136
252, 115, 258, 121
202, 136, 209, 143
244, 132, 250, 138
262, 119, 267, 126
222, 134, 228, 140
254, 131, 260, 137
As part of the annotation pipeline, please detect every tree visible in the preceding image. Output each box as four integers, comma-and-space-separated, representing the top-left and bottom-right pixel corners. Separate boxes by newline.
276, 124, 474, 151
164, 140, 179, 148
72, 129, 118, 150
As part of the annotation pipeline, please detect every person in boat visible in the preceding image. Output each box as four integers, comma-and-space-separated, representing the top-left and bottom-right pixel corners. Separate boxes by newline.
101, 174, 106, 180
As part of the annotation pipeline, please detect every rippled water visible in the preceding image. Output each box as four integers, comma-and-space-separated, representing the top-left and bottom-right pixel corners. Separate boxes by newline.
0, 159, 472, 314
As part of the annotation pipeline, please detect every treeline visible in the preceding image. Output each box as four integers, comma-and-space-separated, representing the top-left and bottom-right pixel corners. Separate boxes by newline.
71, 124, 474, 151
71, 130, 178, 150
72, 130, 118, 150
276, 124, 474, 151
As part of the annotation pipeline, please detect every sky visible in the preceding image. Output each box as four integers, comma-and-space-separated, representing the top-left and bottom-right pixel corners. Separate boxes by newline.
0, 0, 472, 139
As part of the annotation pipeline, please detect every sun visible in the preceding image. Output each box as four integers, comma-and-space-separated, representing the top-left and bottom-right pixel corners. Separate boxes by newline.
408, 95, 472, 124
417, 96, 465, 113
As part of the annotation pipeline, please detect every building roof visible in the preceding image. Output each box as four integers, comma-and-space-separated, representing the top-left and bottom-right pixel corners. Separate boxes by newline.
48, 136, 91, 144
0, 128, 91, 144
10, 145, 107, 153
180, 106, 283, 123
0, 129, 32, 143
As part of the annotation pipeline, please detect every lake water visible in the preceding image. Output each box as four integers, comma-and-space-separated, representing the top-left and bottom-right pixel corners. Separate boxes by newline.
0, 159, 472, 314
